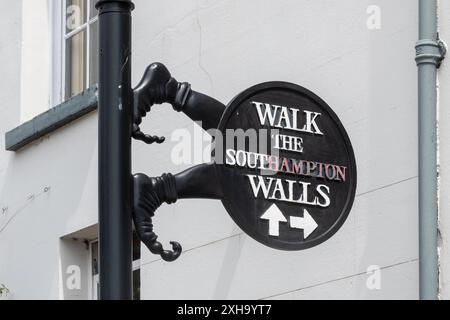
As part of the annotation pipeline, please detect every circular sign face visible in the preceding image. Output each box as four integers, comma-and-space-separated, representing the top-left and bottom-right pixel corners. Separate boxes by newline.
215, 82, 357, 251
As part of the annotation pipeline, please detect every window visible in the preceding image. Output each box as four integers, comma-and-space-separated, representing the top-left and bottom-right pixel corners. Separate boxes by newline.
63, 0, 99, 100
90, 232, 141, 300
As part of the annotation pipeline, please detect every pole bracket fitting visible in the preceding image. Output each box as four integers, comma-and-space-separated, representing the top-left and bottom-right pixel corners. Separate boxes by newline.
416, 37, 447, 68
96, 0, 135, 10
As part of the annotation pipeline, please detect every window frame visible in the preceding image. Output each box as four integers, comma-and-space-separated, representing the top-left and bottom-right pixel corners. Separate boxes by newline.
60, 0, 99, 102
50, 0, 64, 107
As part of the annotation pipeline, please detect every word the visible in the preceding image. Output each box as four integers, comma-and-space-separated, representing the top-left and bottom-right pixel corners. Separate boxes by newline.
273, 133, 304, 153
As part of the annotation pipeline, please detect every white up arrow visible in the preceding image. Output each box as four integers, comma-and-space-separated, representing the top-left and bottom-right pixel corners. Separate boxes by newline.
260, 205, 287, 237
290, 209, 318, 239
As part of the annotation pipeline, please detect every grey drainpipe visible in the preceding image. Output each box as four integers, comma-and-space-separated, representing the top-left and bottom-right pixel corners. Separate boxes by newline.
415, 0, 446, 300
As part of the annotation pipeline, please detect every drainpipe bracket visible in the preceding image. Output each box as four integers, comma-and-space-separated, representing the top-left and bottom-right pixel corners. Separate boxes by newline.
416, 38, 447, 68
437, 39, 448, 68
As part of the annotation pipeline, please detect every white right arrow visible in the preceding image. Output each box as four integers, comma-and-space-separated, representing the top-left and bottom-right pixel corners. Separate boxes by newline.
260, 204, 288, 237
290, 209, 318, 239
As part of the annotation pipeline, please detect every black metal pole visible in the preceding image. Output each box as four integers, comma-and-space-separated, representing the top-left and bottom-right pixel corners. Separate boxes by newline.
96, 0, 134, 300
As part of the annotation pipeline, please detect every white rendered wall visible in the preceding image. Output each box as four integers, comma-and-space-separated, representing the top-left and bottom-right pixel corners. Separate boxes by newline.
0, 0, 419, 300
20, 0, 51, 123
132, 0, 419, 300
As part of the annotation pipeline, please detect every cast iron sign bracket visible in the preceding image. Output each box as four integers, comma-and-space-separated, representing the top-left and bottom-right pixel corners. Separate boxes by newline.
132, 63, 226, 261
132, 63, 357, 262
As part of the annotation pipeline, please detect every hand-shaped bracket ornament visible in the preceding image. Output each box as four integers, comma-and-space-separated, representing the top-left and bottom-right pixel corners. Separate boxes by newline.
132, 63, 226, 262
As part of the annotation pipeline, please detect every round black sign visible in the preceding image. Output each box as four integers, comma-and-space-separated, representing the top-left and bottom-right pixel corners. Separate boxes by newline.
214, 82, 357, 251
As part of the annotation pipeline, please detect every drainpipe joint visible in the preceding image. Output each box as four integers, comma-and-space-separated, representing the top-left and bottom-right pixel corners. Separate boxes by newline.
416, 37, 447, 68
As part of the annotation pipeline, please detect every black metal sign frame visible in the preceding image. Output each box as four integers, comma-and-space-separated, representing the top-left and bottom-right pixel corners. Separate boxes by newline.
216, 82, 357, 250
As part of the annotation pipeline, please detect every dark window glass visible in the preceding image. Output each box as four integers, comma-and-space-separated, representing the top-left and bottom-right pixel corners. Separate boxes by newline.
133, 269, 140, 300
65, 30, 86, 100
89, 20, 98, 87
